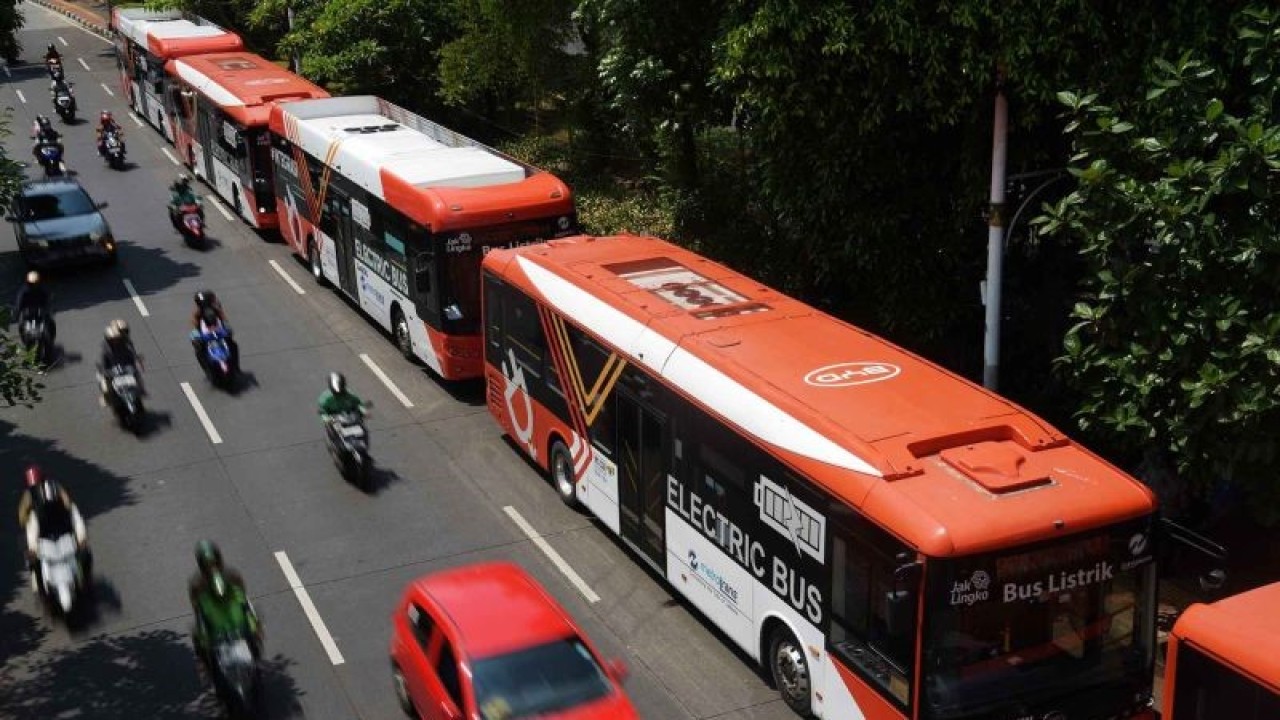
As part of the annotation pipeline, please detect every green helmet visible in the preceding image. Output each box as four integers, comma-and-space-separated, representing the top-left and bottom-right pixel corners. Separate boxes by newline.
195, 540, 223, 578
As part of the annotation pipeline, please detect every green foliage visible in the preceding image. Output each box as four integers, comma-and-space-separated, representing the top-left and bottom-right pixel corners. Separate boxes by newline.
0, 1, 23, 62
437, 0, 580, 131
249, 0, 456, 108
1037, 6, 1280, 523
0, 113, 42, 407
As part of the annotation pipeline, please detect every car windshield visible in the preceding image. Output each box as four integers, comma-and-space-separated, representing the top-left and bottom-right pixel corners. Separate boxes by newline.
922, 521, 1158, 719
21, 188, 96, 220
471, 637, 613, 719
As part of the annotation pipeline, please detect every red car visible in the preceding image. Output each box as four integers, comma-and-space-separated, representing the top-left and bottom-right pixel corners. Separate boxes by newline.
390, 561, 639, 720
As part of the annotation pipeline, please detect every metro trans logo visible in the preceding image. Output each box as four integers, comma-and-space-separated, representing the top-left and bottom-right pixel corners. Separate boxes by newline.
803, 361, 901, 388
754, 475, 826, 563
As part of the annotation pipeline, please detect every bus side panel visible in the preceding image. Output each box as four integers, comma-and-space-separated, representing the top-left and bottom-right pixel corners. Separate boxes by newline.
271, 147, 311, 259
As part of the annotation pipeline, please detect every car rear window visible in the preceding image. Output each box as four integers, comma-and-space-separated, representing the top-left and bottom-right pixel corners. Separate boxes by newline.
20, 188, 96, 220
472, 637, 612, 719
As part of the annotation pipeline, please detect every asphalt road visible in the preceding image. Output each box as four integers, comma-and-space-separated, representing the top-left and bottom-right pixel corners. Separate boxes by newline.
0, 5, 795, 719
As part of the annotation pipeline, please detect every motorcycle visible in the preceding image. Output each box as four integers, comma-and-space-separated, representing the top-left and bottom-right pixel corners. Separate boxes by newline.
37, 143, 66, 177
196, 324, 236, 389
46, 58, 63, 81
105, 364, 144, 432
53, 89, 76, 123
18, 310, 54, 366
35, 533, 87, 615
325, 408, 372, 489
210, 635, 260, 717
177, 202, 205, 247
101, 131, 126, 170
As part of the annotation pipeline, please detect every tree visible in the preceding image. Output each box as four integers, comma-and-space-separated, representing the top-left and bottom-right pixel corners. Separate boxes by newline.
1037, 6, 1280, 523
0, 113, 43, 407
249, 0, 456, 113
0, 1, 23, 64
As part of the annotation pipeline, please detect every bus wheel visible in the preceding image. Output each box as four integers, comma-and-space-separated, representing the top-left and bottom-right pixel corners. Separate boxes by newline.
768, 627, 813, 717
231, 188, 243, 219
549, 440, 580, 508
308, 239, 326, 285
393, 309, 414, 360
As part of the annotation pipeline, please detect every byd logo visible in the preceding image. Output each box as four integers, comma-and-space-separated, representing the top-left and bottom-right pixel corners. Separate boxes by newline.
803, 362, 901, 388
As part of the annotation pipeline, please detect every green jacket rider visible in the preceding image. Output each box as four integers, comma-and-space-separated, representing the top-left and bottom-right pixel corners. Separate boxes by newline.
189, 541, 260, 662
318, 372, 365, 416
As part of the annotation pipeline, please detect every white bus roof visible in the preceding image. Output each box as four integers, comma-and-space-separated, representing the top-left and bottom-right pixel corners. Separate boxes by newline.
112, 7, 181, 44
275, 96, 525, 203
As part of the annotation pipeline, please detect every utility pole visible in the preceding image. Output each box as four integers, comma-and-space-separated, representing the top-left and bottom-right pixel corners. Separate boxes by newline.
983, 69, 1008, 391
286, 4, 300, 74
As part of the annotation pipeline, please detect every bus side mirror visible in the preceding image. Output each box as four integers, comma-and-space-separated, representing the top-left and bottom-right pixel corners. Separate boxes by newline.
1199, 568, 1226, 592
893, 551, 923, 586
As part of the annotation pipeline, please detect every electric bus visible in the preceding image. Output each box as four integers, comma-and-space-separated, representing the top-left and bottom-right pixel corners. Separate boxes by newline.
483, 234, 1164, 720
166, 52, 328, 228
268, 95, 576, 380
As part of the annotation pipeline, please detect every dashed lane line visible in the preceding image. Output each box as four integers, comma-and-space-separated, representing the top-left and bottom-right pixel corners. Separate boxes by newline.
268, 259, 306, 295
207, 196, 234, 222
503, 506, 601, 604
180, 382, 223, 445
100, 83, 114, 97
77, 57, 90, 71
15, 89, 25, 104
359, 353, 414, 408
274, 551, 345, 666
160, 147, 179, 166
122, 278, 150, 317
129, 113, 144, 128
57, 36, 68, 46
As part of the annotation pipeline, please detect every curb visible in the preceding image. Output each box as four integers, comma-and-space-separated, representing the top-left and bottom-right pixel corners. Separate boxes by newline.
25, 0, 112, 39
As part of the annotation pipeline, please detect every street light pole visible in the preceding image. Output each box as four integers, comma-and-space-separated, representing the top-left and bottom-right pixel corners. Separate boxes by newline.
983, 71, 1009, 391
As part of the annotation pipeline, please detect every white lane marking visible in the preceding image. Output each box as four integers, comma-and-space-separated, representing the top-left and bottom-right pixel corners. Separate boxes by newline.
122, 278, 150, 317
77, 58, 90, 71
180, 382, 223, 445
160, 147, 179, 166
15, 89, 25, 104
58, 36, 69, 46
268, 259, 306, 295
100, 83, 114, 97
503, 506, 600, 604
129, 113, 144, 128
207, 196, 234, 222
274, 551, 345, 666
360, 353, 414, 408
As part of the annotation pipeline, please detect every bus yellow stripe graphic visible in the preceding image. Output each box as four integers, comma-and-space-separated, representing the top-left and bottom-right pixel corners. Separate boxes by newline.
547, 314, 625, 426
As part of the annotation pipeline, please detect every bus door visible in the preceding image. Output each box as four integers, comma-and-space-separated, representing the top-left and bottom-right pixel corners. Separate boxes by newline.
192, 102, 215, 180
324, 188, 357, 295
616, 389, 667, 570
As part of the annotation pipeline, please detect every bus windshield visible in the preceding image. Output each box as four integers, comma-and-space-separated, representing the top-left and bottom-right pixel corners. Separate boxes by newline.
923, 523, 1157, 719
438, 221, 558, 334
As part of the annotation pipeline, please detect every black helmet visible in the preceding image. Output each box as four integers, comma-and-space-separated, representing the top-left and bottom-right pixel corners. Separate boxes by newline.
194, 290, 216, 308
36, 116, 51, 130
195, 540, 223, 578
328, 372, 346, 394
176, 173, 191, 189
47, 43, 56, 54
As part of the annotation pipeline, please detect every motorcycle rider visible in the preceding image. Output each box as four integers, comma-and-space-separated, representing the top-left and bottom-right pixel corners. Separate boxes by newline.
44, 44, 63, 78
96, 110, 124, 157
30, 116, 63, 167
190, 291, 238, 371
17, 465, 89, 589
13, 271, 55, 343
318, 372, 366, 418
98, 319, 143, 405
50, 76, 74, 105
189, 541, 261, 672
168, 174, 203, 230
44, 43, 61, 64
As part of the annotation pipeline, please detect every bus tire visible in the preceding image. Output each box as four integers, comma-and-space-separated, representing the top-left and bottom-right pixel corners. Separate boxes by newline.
392, 308, 414, 361
231, 187, 243, 219
186, 147, 194, 170
308, 238, 326, 285
768, 626, 813, 717
549, 439, 580, 508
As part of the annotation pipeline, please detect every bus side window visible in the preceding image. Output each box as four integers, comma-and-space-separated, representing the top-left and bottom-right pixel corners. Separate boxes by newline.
484, 274, 504, 365
565, 324, 615, 455
830, 525, 917, 709
505, 292, 543, 380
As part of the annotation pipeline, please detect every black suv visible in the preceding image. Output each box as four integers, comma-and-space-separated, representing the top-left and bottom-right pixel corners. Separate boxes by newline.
6, 179, 116, 268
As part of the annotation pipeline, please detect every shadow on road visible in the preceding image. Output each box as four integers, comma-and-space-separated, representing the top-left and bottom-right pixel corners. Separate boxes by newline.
0, 627, 306, 719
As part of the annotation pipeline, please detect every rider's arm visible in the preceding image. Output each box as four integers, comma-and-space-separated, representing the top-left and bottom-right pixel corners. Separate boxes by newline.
70, 504, 87, 546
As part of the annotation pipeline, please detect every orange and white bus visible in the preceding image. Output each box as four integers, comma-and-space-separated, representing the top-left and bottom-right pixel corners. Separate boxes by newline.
165, 52, 329, 229
1161, 582, 1279, 719
483, 234, 1164, 720
268, 96, 577, 379
110, 8, 242, 142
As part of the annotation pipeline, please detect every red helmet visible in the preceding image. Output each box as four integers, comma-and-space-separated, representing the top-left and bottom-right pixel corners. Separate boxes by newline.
24, 464, 44, 488
100, 110, 113, 123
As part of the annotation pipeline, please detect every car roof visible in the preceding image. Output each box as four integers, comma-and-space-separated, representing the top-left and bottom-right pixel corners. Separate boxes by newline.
411, 562, 580, 659
21, 179, 86, 194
